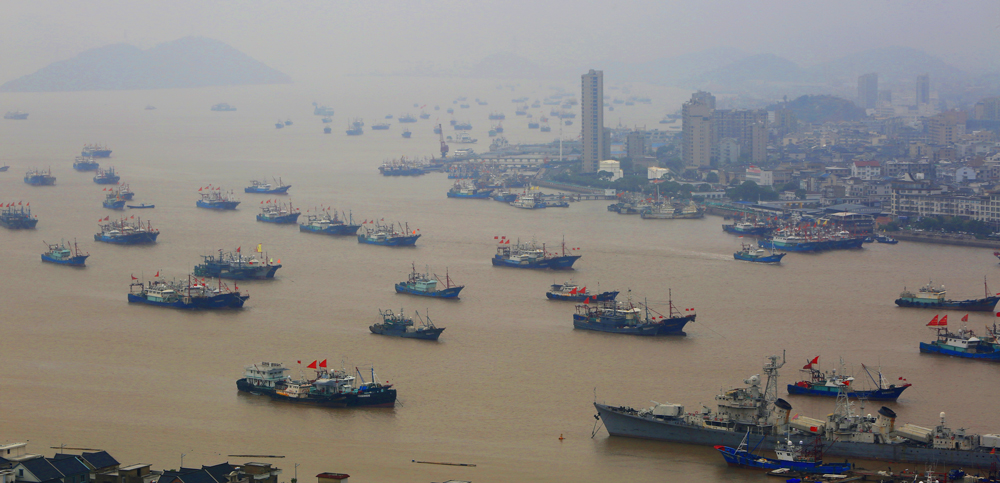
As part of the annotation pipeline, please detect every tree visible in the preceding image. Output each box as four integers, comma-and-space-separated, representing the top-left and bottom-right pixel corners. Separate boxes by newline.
705, 172, 720, 183
726, 181, 779, 202
794, 189, 807, 200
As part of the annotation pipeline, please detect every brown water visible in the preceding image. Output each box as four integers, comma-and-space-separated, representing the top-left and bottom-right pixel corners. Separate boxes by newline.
2, 78, 999, 482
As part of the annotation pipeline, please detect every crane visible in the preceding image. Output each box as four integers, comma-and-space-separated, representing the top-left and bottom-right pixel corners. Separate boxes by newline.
438, 124, 449, 158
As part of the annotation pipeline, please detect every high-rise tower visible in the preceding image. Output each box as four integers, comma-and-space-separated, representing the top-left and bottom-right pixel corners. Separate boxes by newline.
581, 69, 604, 173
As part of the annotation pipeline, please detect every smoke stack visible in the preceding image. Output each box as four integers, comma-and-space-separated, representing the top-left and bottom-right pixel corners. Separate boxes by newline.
774, 398, 793, 426
877, 406, 897, 435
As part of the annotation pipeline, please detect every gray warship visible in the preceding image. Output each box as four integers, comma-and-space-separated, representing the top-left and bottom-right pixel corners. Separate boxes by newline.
594, 354, 1000, 468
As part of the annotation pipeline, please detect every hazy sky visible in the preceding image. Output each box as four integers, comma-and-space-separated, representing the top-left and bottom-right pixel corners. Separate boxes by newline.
2, 0, 999, 82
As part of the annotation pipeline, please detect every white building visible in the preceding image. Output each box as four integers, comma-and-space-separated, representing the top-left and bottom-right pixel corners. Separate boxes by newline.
956, 167, 977, 183
648, 167, 669, 180
851, 160, 882, 180
599, 160, 623, 181
745, 166, 773, 187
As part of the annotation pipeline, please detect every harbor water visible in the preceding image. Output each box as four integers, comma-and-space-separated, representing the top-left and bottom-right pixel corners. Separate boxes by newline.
2, 77, 999, 482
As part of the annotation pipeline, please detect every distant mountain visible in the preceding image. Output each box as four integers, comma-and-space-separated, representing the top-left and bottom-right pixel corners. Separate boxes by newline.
806, 46, 963, 84
767, 95, 866, 123
1, 36, 291, 92
467, 53, 551, 79
699, 53, 808, 85
609, 47, 750, 86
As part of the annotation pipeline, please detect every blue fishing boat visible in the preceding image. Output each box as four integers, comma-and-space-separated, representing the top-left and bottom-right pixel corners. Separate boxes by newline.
73, 156, 99, 171
194, 247, 281, 280
24, 168, 56, 186
245, 178, 291, 194
734, 244, 786, 263
419, 112, 430, 119
357, 221, 420, 246
371, 122, 390, 130
197, 189, 240, 210
492, 237, 580, 270
211, 103, 237, 111
41, 239, 89, 267
93, 167, 120, 184
919, 315, 1000, 361
447, 182, 492, 199
395, 263, 463, 299
94, 217, 159, 245
894, 280, 1000, 311
723, 222, 775, 236
127, 203, 154, 209
103, 192, 126, 210
237, 361, 397, 408
322, 118, 332, 123
572, 292, 694, 336
402, 129, 412, 138
324, 126, 332, 134
313, 102, 335, 116
492, 190, 518, 203
256, 200, 300, 224
875, 235, 899, 244
398, 114, 417, 123
510, 193, 546, 209
546, 282, 618, 302
299, 209, 361, 236
275, 121, 284, 129
715, 432, 852, 474
128, 277, 248, 309
371, 309, 444, 340
346, 119, 363, 135
1, 204, 38, 229
81, 144, 112, 158
379, 158, 425, 176
787, 357, 911, 401
118, 184, 135, 200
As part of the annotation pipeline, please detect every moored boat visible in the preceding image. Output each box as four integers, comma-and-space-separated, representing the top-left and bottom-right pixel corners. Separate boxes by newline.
492, 237, 580, 269
73, 156, 99, 171
81, 143, 112, 158
299, 209, 361, 236
245, 178, 291, 194
41, 239, 89, 267
573, 291, 694, 336
237, 361, 396, 408
379, 158, 425, 176
447, 181, 492, 199
370, 309, 444, 340
93, 167, 120, 184
394, 263, 463, 299
256, 200, 300, 224
128, 276, 248, 309
211, 103, 237, 111
894, 280, 1000, 311
127, 203, 154, 209
24, 168, 56, 186
919, 314, 1000, 360
194, 247, 281, 280
714, 436, 852, 475
640, 200, 704, 219
357, 220, 420, 246
1, 204, 38, 229
546, 282, 617, 302
734, 244, 786, 264
102, 191, 126, 210
197, 189, 240, 210
510, 193, 545, 209
94, 217, 159, 244
787, 356, 911, 400
4, 111, 28, 120
875, 234, 899, 244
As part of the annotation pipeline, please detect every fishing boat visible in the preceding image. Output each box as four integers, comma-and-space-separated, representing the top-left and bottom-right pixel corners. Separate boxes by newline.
299, 210, 360, 236
546, 282, 618, 302
245, 178, 291, 194
371, 121, 390, 130
102, 191, 126, 210
128, 276, 248, 309
4, 111, 28, 120
194, 247, 281, 280
81, 144, 112, 158
237, 361, 396, 408
256, 200, 300, 224
875, 235, 899, 244
73, 156, 99, 171
573, 291, 695, 336
919, 315, 1000, 360
528, 121, 539, 129
398, 114, 417, 123
92, 167, 120, 184
211, 103, 237, 111
284, 119, 293, 126
723, 221, 774, 236
894, 280, 1000, 311
357, 221, 420, 246
324, 126, 332, 134
715, 434, 852, 474
492, 190, 518, 203
371, 309, 444, 340
275, 121, 284, 129
41, 239, 89, 267
419, 112, 430, 119
24, 168, 56, 186
1, 204, 38, 229
447, 182, 492, 199
733, 244, 786, 264
510, 193, 546, 209
787, 357, 911, 400
197, 189, 240, 210
312, 103, 335, 116
640, 201, 703, 219
394, 263, 463, 299
127, 203, 154, 209
346, 119, 363, 135
492, 237, 580, 269
402, 128, 411, 138
94, 217, 159, 244
118, 184, 135, 200
540, 123, 551, 132
0, 165, 8, 172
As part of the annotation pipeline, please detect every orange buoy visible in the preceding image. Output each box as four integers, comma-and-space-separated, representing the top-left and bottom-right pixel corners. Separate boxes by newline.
558, 434, 564, 441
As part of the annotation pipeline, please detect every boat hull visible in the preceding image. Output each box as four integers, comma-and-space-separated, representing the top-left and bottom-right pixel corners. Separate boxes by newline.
1, 218, 38, 229
715, 446, 852, 474
244, 186, 291, 194
733, 252, 786, 263
257, 213, 301, 224
236, 379, 396, 408
546, 291, 618, 302
394, 283, 463, 299
919, 342, 1000, 360
73, 162, 99, 171
492, 255, 580, 269
83, 150, 112, 158
103, 200, 126, 210
595, 403, 1000, 469
357, 234, 420, 246
786, 383, 910, 400
41, 254, 88, 266
94, 232, 159, 245
197, 200, 241, 210
127, 204, 155, 209
370, 325, 444, 340
447, 191, 492, 199
894, 296, 1000, 311
573, 314, 693, 335
24, 176, 56, 186
128, 292, 248, 309
300, 224, 361, 236
93, 176, 120, 184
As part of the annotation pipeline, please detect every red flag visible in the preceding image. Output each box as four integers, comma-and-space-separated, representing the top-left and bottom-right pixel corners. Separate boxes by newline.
927, 315, 939, 326
381, 218, 384, 221
581, 286, 586, 293
319, 359, 327, 368
155, 271, 159, 277
131, 274, 138, 280
939, 314, 948, 326
237, 247, 241, 253
961, 314, 969, 322
104, 216, 109, 221
505, 239, 510, 244
569, 287, 577, 294
307, 360, 318, 369
583, 297, 591, 304
297, 360, 301, 364
198, 187, 203, 191
843, 380, 851, 386
494, 236, 498, 239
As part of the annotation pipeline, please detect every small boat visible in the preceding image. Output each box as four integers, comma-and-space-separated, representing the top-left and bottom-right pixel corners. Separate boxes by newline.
787, 357, 911, 400
385, 114, 393, 119
102, 192, 126, 210
41, 239, 89, 267
875, 234, 898, 244
4, 111, 28, 120
322, 117, 333, 123
313, 103, 335, 116
371, 309, 444, 340
73, 156, 99, 171
454, 121, 472, 130
127, 203, 155, 209
919, 314, 1000, 360
24, 168, 56, 186
398, 114, 417, 123
0, 204, 38, 229
275, 121, 284, 129
0, 165, 8, 172
715, 430, 852, 474
256, 200, 300, 224
402, 128, 412, 138
395, 263, 464, 299
81, 143, 112, 158
299, 209, 360, 236
419, 112, 430, 119
211, 103, 236, 111
357, 220, 420, 246
371, 121, 390, 130
895, 279, 1000, 311
237, 361, 396, 408
196, 189, 240, 210
93, 167, 120, 184
546, 282, 618, 302
284, 119, 292, 126
145, 105, 156, 110
733, 243, 786, 264
540, 124, 551, 132
118, 184, 135, 200
346, 119, 363, 135
245, 178, 291, 194
528, 122, 539, 129
447, 181, 492, 199
324, 126, 332, 134
510, 193, 546, 209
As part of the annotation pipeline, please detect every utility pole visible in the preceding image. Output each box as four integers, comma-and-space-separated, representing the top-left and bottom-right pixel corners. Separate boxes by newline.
293, 463, 299, 483
181, 453, 186, 468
